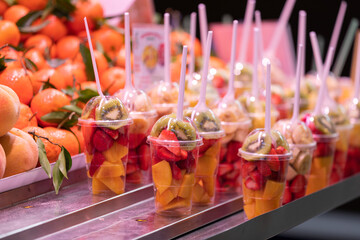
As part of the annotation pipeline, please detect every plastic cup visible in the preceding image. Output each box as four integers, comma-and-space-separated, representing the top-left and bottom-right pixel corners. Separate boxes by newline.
330, 124, 352, 184
217, 120, 251, 192
306, 133, 338, 195
248, 111, 279, 130
275, 102, 292, 120
78, 96, 133, 195
283, 142, 316, 204
345, 120, 360, 177
238, 149, 291, 219
193, 131, 224, 205
148, 137, 202, 216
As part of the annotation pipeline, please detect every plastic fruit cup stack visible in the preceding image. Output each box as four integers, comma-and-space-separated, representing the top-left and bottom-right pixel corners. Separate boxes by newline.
79, 96, 132, 195
238, 129, 291, 219
213, 99, 251, 192
301, 113, 338, 194
148, 113, 202, 216
185, 108, 224, 205
273, 120, 316, 204
345, 98, 360, 176
114, 89, 157, 184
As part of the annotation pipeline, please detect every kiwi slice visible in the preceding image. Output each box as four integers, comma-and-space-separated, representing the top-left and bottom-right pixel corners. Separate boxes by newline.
328, 107, 350, 126
241, 131, 271, 160
271, 130, 290, 152
82, 97, 101, 119
150, 114, 175, 137
314, 115, 336, 134
188, 111, 221, 133
95, 98, 129, 129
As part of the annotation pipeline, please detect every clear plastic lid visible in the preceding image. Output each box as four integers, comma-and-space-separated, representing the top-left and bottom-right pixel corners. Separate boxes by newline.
148, 81, 179, 106
304, 71, 341, 99
114, 88, 157, 119
240, 94, 279, 118
300, 112, 337, 136
78, 96, 133, 128
238, 128, 292, 160
273, 119, 315, 146
320, 91, 350, 127
346, 97, 360, 122
184, 107, 224, 139
233, 62, 253, 86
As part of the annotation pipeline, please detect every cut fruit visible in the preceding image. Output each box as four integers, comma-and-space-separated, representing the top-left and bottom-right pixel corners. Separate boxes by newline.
92, 129, 114, 152
244, 203, 256, 219
289, 175, 306, 193
103, 142, 128, 164
283, 186, 292, 204
262, 180, 285, 200
192, 182, 205, 202
255, 197, 281, 215
171, 162, 182, 180
196, 155, 218, 176
199, 138, 217, 154
129, 133, 146, 149
225, 141, 242, 163
92, 177, 108, 195
99, 176, 125, 195
241, 161, 257, 177
89, 152, 106, 177
217, 163, 233, 176
101, 127, 119, 140
157, 197, 191, 212
152, 160, 172, 194
159, 130, 181, 156
157, 146, 181, 161
94, 161, 125, 178
257, 162, 272, 177
126, 163, 139, 174
82, 122, 96, 153
138, 144, 150, 171
202, 176, 215, 197
126, 171, 142, 183
178, 173, 195, 198
156, 188, 176, 206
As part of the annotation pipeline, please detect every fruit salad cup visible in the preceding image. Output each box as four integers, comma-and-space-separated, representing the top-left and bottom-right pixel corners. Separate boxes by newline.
79, 96, 132, 195
271, 85, 292, 120
114, 88, 158, 184
345, 99, 360, 177
185, 108, 225, 205
148, 114, 202, 216
213, 99, 251, 192
233, 62, 252, 98
301, 113, 338, 194
238, 129, 291, 219
273, 120, 316, 204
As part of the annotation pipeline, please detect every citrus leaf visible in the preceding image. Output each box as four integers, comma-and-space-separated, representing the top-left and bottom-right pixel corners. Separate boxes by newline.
46, 58, 67, 68
4, 0, 16, 5
41, 111, 69, 123
53, 0, 76, 19
52, 160, 64, 194
57, 148, 68, 179
40, 78, 57, 91
16, 11, 42, 28
61, 104, 82, 115
60, 116, 79, 128
18, 20, 50, 33
0, 56, 7, 72
62, 146, 72, 171
24, 58, 38, 72
79, 43, 95, 81
77, 88, 98, 103
37, 138, 51, 178
96, 41, 113, 65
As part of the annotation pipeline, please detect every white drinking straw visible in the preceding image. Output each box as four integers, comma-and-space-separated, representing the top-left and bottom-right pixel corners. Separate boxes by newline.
252, 27, 260, 99
265, 62, 271, 134
164, 13, 171, 83
177, 45, 188, 120
189, 12, 197, 80
297, 11, 306, 78
292, 44, 303, 123
238, 0, 256, 63
198, 4, 208, 58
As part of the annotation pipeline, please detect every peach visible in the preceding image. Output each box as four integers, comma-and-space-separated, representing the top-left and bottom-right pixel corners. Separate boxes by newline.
0, 128, 38, 177
0, 85, 20, 136
0, 144, 5, 178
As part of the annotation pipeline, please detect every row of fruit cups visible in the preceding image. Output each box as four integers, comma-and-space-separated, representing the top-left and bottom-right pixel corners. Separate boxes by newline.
345, 120, 360, 177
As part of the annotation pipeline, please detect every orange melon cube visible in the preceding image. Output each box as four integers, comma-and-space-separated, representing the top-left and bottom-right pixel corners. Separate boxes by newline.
196, 155, 218, 176
262, 180, 285, 200
156, 188, 176, 207
244, 203, 256, 219
204, 141, 221, 157
158, 197, 191, 212
192, 182, 205, 202
99, 176, 125, 195
178, 173, 195, 199
152, 160, 172, 194
103, 142, 128, 164
92, 177, 108, 194
202, 176, 215, 197
94, 161, 125, 178
255, 197, 281, 216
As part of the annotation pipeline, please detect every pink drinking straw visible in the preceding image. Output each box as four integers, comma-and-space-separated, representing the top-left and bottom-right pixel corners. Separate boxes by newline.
291, 44, 304, 123
196, 31, 213, 110
224, 20, 238, 100
84, 17, 104, 98
324, 1, 347, 64
189, 12, 197, 81
252, 27, 260, 99
314, 47, 335, 115
124, 12, 133, 90
255, 11, 264, 61
198, 4, 208, 58
266, 0, 296, 57
297, 11, 306, 78
238, 0, 256, 63
265, 62, 271, 134
177, 45, 188, 120
309, 32, 324, 76
353, 32, 360, 99
164, 13, 171, 83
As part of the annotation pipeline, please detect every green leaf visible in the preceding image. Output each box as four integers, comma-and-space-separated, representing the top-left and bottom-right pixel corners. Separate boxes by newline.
4, 0, 16, 5
18, 20, 50, 33
96, 41, 113, 65
60, 115, 79, 128
0, 56, 7, 72
57, 148, 68, 179
41, 111, 69, 123
61, 105, 82, 115
16, 11, 42, 27
40, 78, 57, 91
62, 146, 72, 171
24, 58, 38, 72
46, 58, 67, 68
37, 139, 51, 178
76, 88, 99, 103
79, 43, 95, 81
52, 160, 64, 194
53, 0, 76, 19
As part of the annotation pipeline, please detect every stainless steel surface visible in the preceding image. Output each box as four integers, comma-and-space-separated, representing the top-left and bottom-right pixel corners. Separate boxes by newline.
0, 180, 153, 240
40, 192, 243, 240
178, 173, 360, 240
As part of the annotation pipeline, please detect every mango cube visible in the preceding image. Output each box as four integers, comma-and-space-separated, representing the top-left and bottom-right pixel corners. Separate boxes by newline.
178, 173, 195, 199
244, 203, 256, 219
152, 160, 172, 194
156, 188, 176, 206
255, 198, 281, 215
262, 180, 285, 200
94, 161, 125, 178
192, 182, 205, 202
202, 176, 215, 197
92, 177, 108, 194
103, 142, 128, 164
99, 176, 125, 195
196, 155, 218, 176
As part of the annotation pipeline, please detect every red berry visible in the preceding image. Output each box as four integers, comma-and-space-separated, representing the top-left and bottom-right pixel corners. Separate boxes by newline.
129, 133, 146, 149
290, 175, 306, 193
224, 169, 240, 180
249, 170, 264, 188
283, 186, 292, 204
241, 161, 257, 177
199, 138, 217, 154
257, 161, 272, 177
226, 141, 242, 163
138, 144, 150, 171
101, 127, 119, 140
156, 146, 181, 161
244, 177, 261, 190
89, 152, 106, 176
171, 162, 182, 180
128, 149, 138, 164
92, 129, 114, 152
126, 163, 139, 174
180, 149, 188, 160
218, 163, 233, 176
159, 130, 181, 156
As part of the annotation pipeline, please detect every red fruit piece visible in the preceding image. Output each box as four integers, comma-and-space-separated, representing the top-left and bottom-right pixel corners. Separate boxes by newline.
244, 177, 261, 190
127, 163, 139, 174
101, 127, 119, 140
218, 163, 233, 176
199, 138, 217, 154
171, 162, 182, 180
290, 175, 306, 193
220, 146, 227, 163
89, 152, 106, 176
271, 93, 283, 105
126, 171, 142, 183
256, 162, 272, 177
180, 149, 188, 160
267, 149, 280, 171
159, 130, 181, 156
293, 188, 306, 200
157, 147, 181, 161
249, 170, 264, 188
241, 161, 257, 177
224, 169, 240, 180
138, 144, 150, 171
82, 123, 96, 153
276, 146, 286, 154
221, 181, 236, 189
128, 149, 138, 164
129, 133, 146, 149
226, 141, 242, 163
92, 129, 114, 152
283, 186, 292, 204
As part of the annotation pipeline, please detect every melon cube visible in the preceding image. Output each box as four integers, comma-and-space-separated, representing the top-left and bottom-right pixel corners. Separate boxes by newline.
244, 203, 256, 219
178, 173, 195, 199
92, 177, 108, 194
196, 155, 218, 176
156, 188, 176, 207
192, 182, 205, 202
94, 161, 125, 178
202, 176, 215, 197
103, 142, 129, 164
152, 160, 172, 194
262, 180, 285, 200
255, 197, 281, 215
99, 176, 125, 195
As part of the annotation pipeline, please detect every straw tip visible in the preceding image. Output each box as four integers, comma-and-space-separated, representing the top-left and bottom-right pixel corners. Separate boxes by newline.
249, 0, 256, 4
198, 3, 205, 9
233, 20, 238, 24
299, 10, 307, 16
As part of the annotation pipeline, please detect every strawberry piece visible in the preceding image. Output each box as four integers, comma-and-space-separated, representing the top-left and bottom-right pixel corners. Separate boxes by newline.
283, 186, 292, 204
159, 130, 181, 156
256, 161, 272, 177
271, 93, 283, 105
128, 149, 138, 164
89, 152, 106, 176
241, 161, 257, 177
126, 171, 142, 183
224, 169, 240, 180
138, 144, 150, 171
267, 149, 280, 171
157, 147, 181, 161
82, 123, 96, 154
129, 133, 146, 149
171, 162, 182, 180
226, 141, 242, 163
180, 149, 188, 160
293, 188, 306, 200
92, 129, 114, 152
212, 75, 225, 88
199, 138, 217, 154
126, 163, 139, 174
220, 146, 227, 163
290, 175, 306, 193
249, 170, 264, 188
276, 146, 286, 154
218, 163, 233, 176
244, 177, 261, 190
101, 127, 119, 140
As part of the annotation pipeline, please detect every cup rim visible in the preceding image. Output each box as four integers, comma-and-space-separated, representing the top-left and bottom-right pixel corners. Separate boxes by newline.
199, 129, 226, 139
312, 132, 339, 141
289, 141, 317, 150
220, 119, 252, 127
238, 148, 293, 159
335, 123, 353, 131
78, 117, 133, 126
130, 109, 158, 118
147, 136, 203, 146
